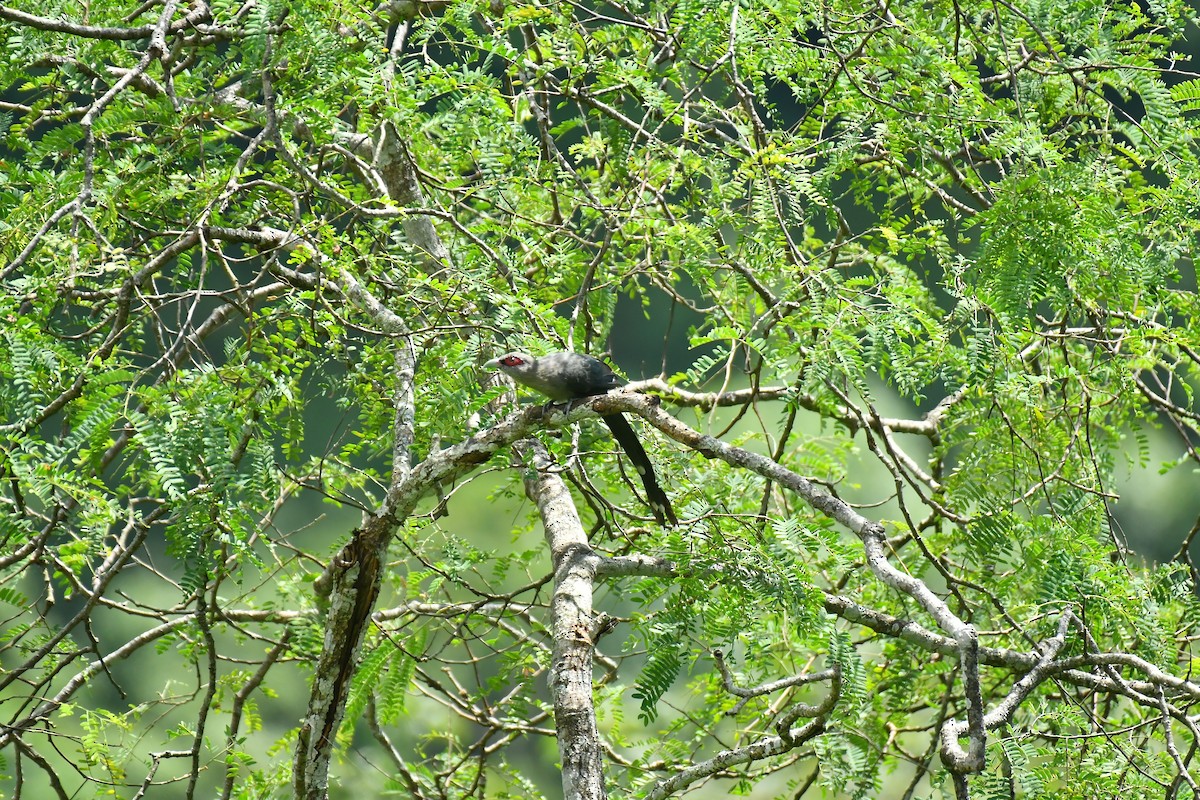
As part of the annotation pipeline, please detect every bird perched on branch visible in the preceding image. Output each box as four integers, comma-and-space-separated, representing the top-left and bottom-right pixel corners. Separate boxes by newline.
485, 351, 677, 526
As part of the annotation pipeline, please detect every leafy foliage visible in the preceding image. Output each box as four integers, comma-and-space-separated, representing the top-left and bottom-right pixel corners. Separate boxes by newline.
4, 0, 1200, 797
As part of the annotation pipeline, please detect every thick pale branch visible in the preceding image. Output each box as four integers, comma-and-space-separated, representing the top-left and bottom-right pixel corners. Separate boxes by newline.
939, 612, 1073, 771
374, 121, 453, 273
521, 439, 607, 800
595, 553, 675, 578
0, 2, 208, 41
588, 392, 977, 773
589, 394, 965, 623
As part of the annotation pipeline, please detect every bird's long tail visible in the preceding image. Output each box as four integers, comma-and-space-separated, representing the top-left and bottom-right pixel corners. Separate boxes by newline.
601, 414, 678, 526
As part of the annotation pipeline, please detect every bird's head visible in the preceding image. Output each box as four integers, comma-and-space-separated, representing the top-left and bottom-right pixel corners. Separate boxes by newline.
484, 352, 536, 379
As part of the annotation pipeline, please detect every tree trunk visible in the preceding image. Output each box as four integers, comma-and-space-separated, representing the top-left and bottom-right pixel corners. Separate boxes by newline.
521, 440, 608, 800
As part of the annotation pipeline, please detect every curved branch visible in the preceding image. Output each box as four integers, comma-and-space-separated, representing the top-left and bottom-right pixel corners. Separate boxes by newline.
0, 2, 208, 41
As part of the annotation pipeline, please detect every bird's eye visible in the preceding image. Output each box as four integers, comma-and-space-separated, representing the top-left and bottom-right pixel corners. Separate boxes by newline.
502, 355, 524, 366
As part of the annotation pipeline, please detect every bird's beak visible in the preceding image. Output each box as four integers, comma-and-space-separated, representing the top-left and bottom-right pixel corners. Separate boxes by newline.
483, 357, 501, 370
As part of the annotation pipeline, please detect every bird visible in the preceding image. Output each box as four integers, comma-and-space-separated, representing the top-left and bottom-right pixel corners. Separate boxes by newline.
485, 351, 678, 526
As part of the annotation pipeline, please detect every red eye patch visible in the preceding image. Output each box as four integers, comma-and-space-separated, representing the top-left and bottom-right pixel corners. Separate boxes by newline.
501, 355, 525, 366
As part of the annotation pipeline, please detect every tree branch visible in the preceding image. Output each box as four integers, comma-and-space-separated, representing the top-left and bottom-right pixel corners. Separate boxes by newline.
521, 439, 607, 800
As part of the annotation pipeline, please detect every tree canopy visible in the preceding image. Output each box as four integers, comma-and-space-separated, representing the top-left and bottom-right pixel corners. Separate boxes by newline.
4, 0, 1200, 797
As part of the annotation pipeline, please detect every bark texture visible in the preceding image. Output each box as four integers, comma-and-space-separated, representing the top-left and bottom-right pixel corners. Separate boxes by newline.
521, 440, 608, 800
